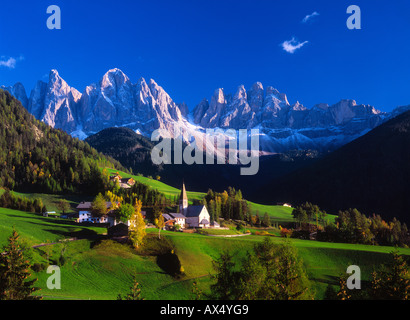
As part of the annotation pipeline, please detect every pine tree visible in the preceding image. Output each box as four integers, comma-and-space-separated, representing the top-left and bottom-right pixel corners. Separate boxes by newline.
117, 277, 144, 300
262, 212, 271, 227
210, 251, 237, 300
191, 281, 203, 300
370, 251, 410, 300
0, 228, 41, 300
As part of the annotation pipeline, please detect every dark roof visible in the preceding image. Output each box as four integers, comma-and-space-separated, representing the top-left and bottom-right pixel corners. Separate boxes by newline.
186, 217, 199, 227
76, 202, 92, 209
200, 219, 210, 225
76, 201, 118, 210
170, 213, 186, 219
186, 205, 205, 217
162, 214, 173, 221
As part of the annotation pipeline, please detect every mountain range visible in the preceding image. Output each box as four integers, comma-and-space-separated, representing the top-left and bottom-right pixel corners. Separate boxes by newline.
4, 69, 410, 223
3, 68, 408, 153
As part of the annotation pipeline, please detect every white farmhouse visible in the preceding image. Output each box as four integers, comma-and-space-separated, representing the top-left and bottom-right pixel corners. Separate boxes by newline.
76, 201, 127, 227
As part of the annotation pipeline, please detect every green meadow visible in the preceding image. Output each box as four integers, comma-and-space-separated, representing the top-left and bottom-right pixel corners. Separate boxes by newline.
1, 206, 409, 300
0, 207, 105, 247
0, 170, 407, 300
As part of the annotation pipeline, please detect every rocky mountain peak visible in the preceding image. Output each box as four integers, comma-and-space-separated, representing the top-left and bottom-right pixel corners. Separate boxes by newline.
234, 85, 247, 100
101, 68, 130, 89
212, 88, 225, 103
1, 82, 28, 109
2, 69, 407, 154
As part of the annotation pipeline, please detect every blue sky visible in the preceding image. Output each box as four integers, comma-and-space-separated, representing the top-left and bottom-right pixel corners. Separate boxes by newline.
0, 0, 410, 112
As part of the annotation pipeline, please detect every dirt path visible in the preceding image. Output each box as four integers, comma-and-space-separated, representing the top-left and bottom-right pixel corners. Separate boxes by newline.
205, 232, 252, 238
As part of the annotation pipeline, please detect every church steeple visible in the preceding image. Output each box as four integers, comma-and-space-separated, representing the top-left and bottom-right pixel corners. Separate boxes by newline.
179, 181, 188, 214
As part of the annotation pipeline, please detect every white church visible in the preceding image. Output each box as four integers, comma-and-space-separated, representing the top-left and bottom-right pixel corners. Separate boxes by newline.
162, 182, 219, 229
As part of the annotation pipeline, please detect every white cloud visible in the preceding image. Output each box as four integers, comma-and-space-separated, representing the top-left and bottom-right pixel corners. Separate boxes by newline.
281, 38, 309, 54
0, 55, 24, 69
302, 11, 319, 23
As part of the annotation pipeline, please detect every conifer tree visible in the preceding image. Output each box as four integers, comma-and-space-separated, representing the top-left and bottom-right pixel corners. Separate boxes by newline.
0, 228, 41, 300
117, 277, 144, 300
370, 251, 410, 300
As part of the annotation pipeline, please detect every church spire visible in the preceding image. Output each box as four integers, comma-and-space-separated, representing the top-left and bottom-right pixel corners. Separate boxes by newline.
180, 181, 187, 202
179, 181, 188, 213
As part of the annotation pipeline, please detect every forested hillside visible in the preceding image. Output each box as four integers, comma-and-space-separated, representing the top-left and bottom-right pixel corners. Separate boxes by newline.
85, 127, 161, 176
255, 109, 410, 224
0, 89, 124, 195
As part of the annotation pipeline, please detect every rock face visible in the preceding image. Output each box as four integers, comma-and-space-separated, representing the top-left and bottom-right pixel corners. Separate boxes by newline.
18, 70, 81, 133
192, 83, 390, 152
1, 82, 28, 109
42, 70, 81, 132
2, 68, 409, 153
78, 69, 188, 137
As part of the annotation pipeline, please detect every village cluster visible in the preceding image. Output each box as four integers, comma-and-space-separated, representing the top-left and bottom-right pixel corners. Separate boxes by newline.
73, 178, 220, 235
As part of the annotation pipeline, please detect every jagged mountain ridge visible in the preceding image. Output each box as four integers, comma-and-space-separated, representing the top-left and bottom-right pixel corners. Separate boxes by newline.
192, 83, 390, 152
2, 68, 408, 153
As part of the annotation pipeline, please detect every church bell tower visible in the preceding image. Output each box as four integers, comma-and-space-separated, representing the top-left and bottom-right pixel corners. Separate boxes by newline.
179, 182, 188, 214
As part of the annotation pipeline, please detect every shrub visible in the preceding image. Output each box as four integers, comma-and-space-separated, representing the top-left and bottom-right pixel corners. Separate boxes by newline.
157, 252, 182, 277
139, 234, 174, 256
255, 231, 270, 236
31, 263, 46, 273
280, 228, 293, 238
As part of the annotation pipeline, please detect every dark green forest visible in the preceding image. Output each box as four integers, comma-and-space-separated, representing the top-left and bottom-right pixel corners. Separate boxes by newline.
0, 89, 124, 195
256, 109, 410, 225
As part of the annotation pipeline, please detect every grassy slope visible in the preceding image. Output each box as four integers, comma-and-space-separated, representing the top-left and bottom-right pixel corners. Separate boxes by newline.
0, 207, 105, 247
152, 229, 410, 300
106, 168, 337, 223
0, 188, 93, 215
34, 240, 194, 300
0, 208, 195, 300
0, 169, 401, 300
1, 207, 410, 300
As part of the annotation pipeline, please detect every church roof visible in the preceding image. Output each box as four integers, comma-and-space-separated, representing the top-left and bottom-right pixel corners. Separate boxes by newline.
170, 213, 186, 219
185, 205, 205, 217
